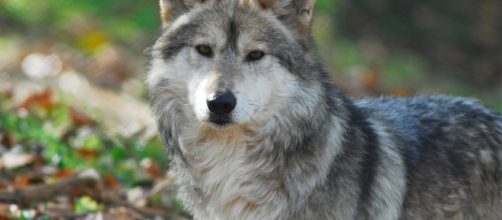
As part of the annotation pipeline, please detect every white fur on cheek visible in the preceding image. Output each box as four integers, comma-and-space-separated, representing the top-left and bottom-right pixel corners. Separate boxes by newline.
233, 57, 297, 124
147, 48, 213, 125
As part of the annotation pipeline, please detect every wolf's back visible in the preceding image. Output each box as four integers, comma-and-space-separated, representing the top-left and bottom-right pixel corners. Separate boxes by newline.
356, 96, 502, 219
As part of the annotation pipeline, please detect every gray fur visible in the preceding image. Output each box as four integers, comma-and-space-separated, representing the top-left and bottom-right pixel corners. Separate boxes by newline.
148, 0, 502, 219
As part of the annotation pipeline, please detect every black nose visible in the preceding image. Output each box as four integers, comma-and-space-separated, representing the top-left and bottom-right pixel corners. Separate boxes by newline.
206, 91, 237, 115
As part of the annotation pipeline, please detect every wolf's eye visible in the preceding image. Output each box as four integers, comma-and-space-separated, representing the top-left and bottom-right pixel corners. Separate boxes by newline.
195, 45, 213, 57
246, 50, 265, 62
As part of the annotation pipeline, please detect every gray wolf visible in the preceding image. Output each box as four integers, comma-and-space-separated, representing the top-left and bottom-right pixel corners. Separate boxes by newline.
147, 0, 502, 219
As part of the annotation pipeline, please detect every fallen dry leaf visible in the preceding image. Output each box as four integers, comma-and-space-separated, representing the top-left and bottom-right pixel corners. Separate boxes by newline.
0, 203, 9, 216
55, 168, 75, 179
14, 174, 30, 187
141, 158, 162, 179
107, 207, 143, 220
19, 90, 54, 110
105, 174, 119, 189
361, 69, 380, 92
0, 133, 16, 150
389, 87, 412, 97
0, 179, 9, 190
69, 107, 95, 127
77, 149, 98, 159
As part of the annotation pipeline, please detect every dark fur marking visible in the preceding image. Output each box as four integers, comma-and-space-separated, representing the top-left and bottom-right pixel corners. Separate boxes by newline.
159, 23, 201, 60
349, 103, 379, 218
226, 20, 239, 52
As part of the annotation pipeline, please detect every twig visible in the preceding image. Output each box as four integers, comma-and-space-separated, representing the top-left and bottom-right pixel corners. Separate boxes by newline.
101, 191, 188, 219
0, 169, 188, 219
0, 169, 103, 207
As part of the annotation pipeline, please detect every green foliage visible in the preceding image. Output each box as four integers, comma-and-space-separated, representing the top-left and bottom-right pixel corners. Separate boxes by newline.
18, 211, 31, 220
0, 94, 167, 185
333, 38, 366, 69
381, 55, 425, 86
316, 0, 337, 12
1, 0, 159, 42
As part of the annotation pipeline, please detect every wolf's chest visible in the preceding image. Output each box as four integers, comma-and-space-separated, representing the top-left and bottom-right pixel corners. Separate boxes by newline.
183, 138, 288, 220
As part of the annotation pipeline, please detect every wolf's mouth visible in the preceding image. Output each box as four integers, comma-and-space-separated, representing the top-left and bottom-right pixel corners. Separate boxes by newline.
208, 113, 232, 126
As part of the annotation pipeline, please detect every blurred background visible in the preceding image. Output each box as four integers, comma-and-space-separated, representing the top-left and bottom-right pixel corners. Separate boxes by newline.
0, 0, 500, 219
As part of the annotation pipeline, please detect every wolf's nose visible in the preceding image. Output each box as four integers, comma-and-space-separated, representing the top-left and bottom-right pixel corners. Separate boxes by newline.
206, 91, 237, 115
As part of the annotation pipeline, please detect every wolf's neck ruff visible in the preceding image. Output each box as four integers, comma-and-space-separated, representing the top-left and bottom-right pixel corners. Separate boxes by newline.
176, 99, 348, 219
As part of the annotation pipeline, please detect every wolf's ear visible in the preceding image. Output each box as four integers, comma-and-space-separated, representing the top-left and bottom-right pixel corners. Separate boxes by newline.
255, 0, 317, 39
159, 0, 206, 28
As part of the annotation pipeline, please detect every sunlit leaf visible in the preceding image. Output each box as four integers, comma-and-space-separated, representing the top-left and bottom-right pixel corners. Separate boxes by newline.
82, 133, 103, 150
74, 196, 102, 213
77, 31, 108, 54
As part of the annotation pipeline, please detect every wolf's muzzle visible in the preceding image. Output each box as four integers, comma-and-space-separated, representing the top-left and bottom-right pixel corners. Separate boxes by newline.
206, 90, 236, 125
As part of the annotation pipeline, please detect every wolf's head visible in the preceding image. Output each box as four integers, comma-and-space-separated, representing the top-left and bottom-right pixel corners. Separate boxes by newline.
148, 0, 333, 133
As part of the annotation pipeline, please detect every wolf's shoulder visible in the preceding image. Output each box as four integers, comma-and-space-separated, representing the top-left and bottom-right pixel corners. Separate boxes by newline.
353, 95, 502, 158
